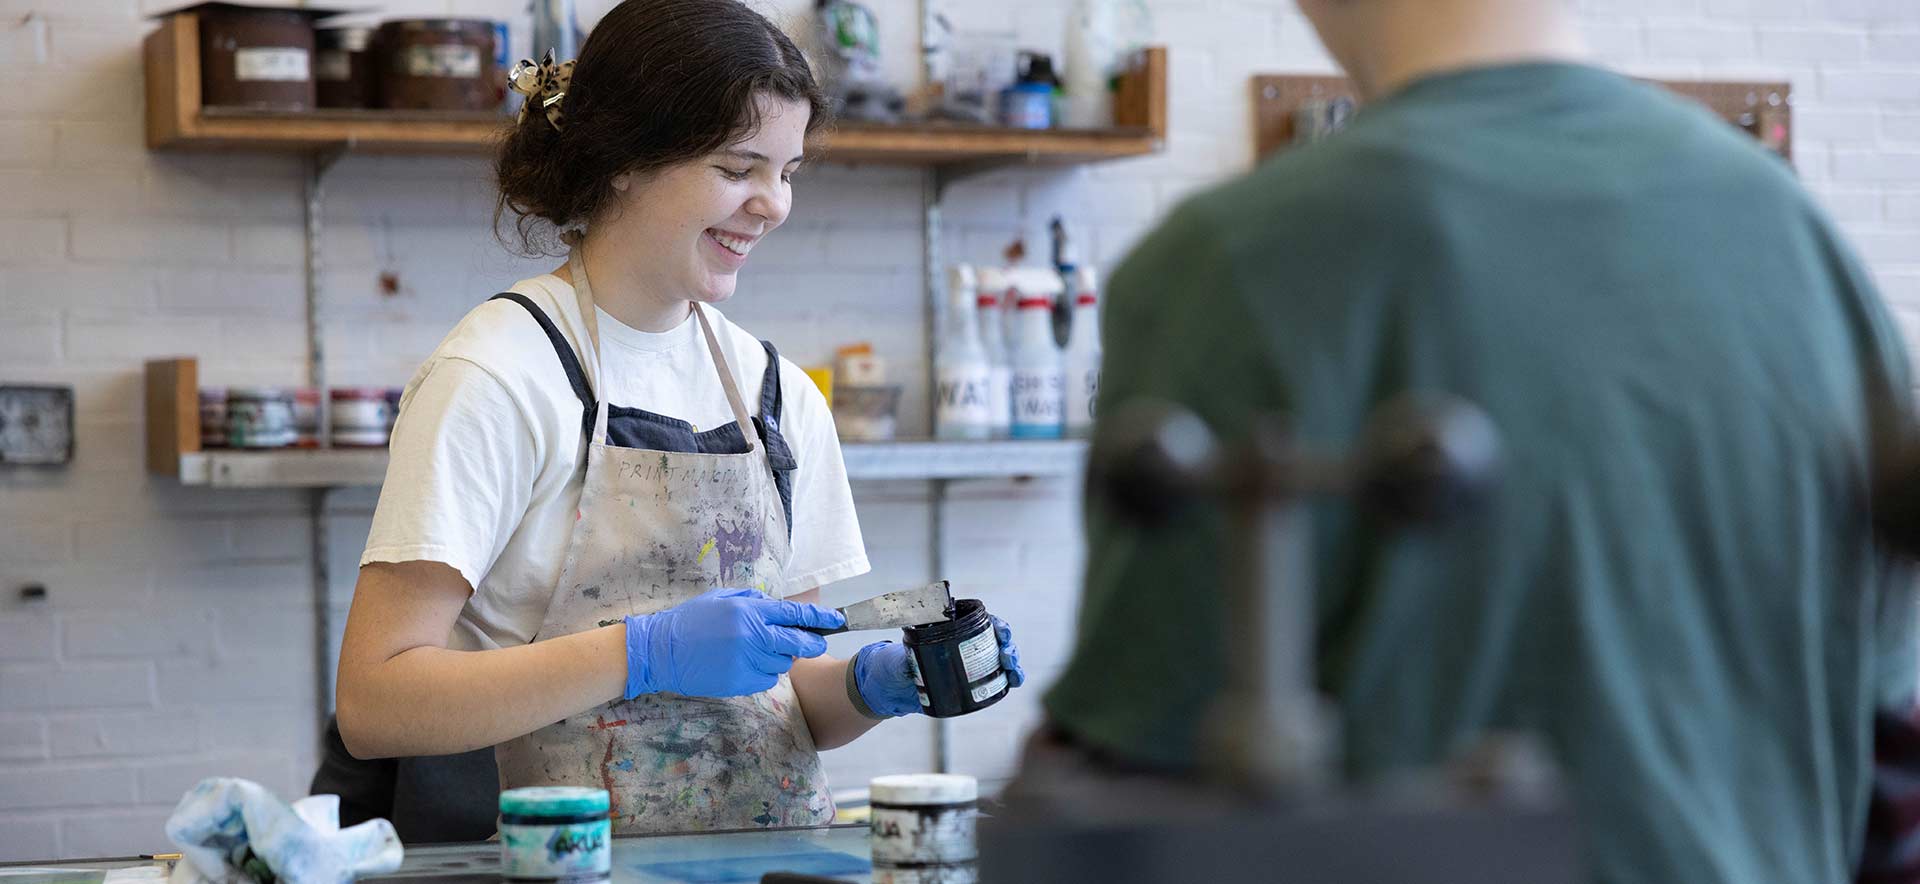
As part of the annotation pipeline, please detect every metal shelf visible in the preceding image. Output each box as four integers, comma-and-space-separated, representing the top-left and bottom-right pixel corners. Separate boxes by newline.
842, 438, 1087, 480
179, 448, 391, 488
173, 439, 1087, 488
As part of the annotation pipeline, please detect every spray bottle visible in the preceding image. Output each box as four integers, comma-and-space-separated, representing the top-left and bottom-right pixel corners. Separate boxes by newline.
1063, 266, 1102, 437
974, 266, 1014, 438
1009, 269, 1066, 439
1049, 216, 1076, 349
935, 264, 995, 440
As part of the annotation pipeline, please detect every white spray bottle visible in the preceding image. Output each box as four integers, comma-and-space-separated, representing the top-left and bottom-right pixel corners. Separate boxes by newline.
1063, 266, 1102, 436
935, 264, 995, 440
1009, 269, 1066, 439
975, 266, 1015, 438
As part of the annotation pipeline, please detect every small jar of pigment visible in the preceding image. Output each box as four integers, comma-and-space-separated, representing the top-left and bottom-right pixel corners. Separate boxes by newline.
498, 786, 611, 883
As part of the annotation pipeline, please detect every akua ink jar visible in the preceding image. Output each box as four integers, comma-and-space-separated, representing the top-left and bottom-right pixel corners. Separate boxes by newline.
498, 786, 611, 883
902, 598, 1009, 718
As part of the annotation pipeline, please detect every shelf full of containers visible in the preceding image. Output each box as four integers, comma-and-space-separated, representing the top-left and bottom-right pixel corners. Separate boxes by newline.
138, 0, 1161, 774
140, 1, 1164, 487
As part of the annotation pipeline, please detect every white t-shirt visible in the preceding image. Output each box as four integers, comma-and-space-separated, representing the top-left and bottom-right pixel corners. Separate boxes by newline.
360, 274, 870, 652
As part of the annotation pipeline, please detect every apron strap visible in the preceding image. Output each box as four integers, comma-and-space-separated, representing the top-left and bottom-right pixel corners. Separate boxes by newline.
756, 339, 783, 428
488, 293, 597, 443
564, 237, 615, 446
695, 305, 789, 546
564, 233, 759, 453
694, 304, 764, 450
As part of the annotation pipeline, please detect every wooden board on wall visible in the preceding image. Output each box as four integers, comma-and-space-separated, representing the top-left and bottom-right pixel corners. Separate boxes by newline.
145, 357, 198, 475
1252, 73, 1791, 163
1251, 75, 1358, 161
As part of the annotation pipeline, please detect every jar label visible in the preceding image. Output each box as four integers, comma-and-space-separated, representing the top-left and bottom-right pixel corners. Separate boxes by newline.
405, 45, 482, 78
871, 866, 978, 884
234, 48, 310, 82
956, 628, 999, 682
315, 50, 352, 82
969, 672, 1008, 704
500, 819, 612, 878
870, 805, 978, 864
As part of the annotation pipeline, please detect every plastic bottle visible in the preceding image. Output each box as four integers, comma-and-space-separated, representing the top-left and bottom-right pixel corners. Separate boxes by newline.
935, 264, 995, 441
531, 0, 579, 63
975, 267, 1014, 438
1049, 216, 1077, 349
1000, 52, 1059, 129
1062, 0, 1115, 129
1008, 269, 1066, 439
1063, 266, 1102, 437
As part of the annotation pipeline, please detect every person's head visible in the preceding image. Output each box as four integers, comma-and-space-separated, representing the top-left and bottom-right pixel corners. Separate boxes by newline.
495, 0, 828, 305
1296, 0, 1584, 99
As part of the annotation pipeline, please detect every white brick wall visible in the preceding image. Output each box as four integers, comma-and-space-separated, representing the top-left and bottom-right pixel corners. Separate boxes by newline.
3, 0, 1920, 861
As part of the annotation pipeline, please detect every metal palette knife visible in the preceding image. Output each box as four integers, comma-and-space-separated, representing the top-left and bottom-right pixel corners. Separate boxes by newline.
805, 581, 954, 635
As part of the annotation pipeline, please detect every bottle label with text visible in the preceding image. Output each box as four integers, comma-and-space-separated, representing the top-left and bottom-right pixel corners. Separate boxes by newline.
1011, 369, 1065, 437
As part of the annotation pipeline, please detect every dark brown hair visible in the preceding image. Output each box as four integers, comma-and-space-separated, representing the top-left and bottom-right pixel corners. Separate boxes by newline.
494, 0, 830, 255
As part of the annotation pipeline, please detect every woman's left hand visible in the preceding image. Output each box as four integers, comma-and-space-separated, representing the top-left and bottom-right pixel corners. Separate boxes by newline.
992, 615, 1026, 689
850, 615, 1026, 719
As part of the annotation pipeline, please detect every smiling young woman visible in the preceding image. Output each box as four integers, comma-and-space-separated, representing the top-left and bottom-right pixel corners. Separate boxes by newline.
316, 0, 1025, 840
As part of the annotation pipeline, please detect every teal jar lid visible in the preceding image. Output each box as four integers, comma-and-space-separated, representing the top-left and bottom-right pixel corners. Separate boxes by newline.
500, 786, 610, 818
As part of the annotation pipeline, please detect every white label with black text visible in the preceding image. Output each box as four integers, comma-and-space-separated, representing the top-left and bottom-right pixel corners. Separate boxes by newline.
1010, 369, 1064, 427
970, 672, 1008, 704
935, 364, 994, 429
1067, 367, 1100, 427
234, 48, 309, 82
957, 629, 1000, 682
315, 50, 352, 82
404, 45, 482, 78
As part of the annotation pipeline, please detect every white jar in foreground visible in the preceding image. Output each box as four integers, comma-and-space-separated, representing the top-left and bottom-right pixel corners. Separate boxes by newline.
870, 773, 979, 884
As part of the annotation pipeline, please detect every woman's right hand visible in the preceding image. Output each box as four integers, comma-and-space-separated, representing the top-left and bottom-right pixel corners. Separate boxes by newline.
623, 588, 845, 699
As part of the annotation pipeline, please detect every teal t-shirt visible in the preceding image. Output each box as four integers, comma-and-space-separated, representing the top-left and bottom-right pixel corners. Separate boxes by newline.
1045, 63, 1917, 884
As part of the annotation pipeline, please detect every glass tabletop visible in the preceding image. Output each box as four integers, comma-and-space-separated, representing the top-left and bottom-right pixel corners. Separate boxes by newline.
0, 825, 874, 884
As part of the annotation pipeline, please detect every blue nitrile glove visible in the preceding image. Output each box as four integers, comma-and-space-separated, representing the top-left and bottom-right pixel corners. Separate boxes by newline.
851, 615, 1027, 718
623, 587, 845, 699
850, 642, 918, 718
993, 616, 1026, 689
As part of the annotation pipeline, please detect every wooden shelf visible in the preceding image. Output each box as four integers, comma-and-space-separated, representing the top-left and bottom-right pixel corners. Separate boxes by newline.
816, 122, 1160, 166
148, 359, 1087, 487
145, 9, 1167, 165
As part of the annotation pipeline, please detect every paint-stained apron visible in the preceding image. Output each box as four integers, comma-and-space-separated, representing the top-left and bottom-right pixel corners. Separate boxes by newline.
493, 246, 833, 833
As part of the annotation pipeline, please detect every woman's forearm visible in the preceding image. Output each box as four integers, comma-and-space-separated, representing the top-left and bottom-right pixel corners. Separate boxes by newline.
791, 654, 885, 750
338, 561, 628, 758
337, 624, 626, 759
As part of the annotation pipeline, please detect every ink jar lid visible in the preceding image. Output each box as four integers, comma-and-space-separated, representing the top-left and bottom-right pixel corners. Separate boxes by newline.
870, 773, 978, 807
500, 786, 609, 824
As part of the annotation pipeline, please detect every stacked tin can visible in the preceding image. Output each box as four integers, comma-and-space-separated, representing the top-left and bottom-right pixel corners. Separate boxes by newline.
226, 387, 297, 449
331, 388, 396, 447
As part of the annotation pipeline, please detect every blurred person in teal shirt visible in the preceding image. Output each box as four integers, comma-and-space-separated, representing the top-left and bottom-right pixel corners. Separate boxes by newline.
1036, 1, 1919, 882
